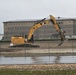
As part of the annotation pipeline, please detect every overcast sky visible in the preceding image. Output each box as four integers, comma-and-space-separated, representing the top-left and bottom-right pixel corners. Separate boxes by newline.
0, 0, 76, 34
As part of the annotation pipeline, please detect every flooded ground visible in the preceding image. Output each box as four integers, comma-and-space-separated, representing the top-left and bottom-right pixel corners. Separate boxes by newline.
0, 55, 76, 65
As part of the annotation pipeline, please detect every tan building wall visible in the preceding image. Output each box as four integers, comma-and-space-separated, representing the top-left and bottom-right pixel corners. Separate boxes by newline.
3, 19, 75, 41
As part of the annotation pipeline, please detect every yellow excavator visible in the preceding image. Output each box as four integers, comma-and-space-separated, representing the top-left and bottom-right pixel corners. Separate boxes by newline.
10, 15, 65, 47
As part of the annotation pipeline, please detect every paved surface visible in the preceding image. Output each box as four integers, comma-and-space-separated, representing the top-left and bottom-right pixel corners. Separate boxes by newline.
25, 48, 76, 53
0, 41, 76, 56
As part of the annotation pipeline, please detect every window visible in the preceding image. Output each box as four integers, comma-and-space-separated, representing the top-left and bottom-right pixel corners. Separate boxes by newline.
58, 22, 63, 24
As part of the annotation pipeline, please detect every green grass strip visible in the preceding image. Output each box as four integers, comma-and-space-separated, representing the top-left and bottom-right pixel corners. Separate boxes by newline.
0, 69, 76, 75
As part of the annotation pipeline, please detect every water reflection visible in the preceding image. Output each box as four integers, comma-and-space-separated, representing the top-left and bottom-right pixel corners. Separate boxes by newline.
32, 56, 61, 64
0, 55, 76, 64
54, 55, 60, 63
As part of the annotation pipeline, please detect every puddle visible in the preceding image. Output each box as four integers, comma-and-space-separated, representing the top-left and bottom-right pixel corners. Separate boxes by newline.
0, 56, 76, 64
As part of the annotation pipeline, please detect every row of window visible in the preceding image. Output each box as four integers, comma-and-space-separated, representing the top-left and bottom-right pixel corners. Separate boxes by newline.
58, 21, 73, 25
6, 22, 35, 26
5, 20, 73, 26
5, 26, 74, 31
7, 27, 30, 30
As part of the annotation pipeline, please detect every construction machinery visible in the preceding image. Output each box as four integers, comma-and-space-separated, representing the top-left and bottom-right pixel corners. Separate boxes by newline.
10, 15, 65, 47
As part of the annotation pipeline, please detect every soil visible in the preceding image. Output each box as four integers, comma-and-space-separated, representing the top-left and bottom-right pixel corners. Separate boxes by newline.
0, 64, 76, 70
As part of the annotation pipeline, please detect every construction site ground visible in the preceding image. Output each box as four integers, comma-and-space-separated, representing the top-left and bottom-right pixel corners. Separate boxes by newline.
0, 40, 76, 70
0, 40, 76, 56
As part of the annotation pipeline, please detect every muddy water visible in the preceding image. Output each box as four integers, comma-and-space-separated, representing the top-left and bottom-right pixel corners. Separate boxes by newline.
0, 55, 76, 64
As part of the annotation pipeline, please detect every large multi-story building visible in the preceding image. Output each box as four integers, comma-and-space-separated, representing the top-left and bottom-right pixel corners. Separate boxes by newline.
3, 18, 76, 41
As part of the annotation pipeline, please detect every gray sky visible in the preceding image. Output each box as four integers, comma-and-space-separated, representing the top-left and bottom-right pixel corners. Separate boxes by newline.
0, 0, 76, 34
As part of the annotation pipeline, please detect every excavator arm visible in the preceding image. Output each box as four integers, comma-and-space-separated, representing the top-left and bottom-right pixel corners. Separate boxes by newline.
27, 15, 65, 45
50, 15, 65, 45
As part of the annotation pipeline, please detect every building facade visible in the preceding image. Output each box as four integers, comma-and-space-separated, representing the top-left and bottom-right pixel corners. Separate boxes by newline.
3, 18, 76, 41
0, 34, 4, 40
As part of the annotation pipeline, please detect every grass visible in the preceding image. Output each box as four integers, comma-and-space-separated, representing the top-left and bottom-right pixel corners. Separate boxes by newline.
0, 69, 76, 75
